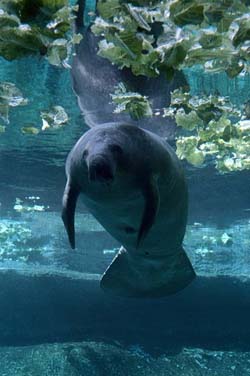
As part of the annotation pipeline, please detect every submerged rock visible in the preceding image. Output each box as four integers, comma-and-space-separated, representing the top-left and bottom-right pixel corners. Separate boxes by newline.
0, 341, 250, 376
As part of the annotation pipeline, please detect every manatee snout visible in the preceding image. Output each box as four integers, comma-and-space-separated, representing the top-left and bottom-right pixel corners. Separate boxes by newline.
87, 155, 116, 183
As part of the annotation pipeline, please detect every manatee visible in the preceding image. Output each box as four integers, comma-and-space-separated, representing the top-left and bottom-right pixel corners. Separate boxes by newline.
62, 123, 196, 298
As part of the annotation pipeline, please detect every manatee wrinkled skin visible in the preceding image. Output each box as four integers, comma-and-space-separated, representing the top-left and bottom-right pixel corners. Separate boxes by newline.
62, 123, 196, 298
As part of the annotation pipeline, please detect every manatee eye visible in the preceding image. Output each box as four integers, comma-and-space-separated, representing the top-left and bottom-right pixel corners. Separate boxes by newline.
109, 144, 123, 155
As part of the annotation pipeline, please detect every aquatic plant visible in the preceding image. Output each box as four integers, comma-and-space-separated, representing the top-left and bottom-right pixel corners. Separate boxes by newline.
16, 105, 69, 136
41, 105, 69, 130
21, 126, 40, 135
3, 0, 250, 75
0, 0, 82, 67
93, 0, 250, 78
111, 83, 152, 120
0, 81, 28, 123
165, 89, 250, 172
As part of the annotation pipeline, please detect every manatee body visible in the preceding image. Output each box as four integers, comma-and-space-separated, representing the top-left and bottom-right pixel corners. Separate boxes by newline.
62, 123, 196, 298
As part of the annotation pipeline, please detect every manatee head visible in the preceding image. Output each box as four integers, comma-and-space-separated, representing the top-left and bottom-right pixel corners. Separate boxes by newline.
82, 139, 123, 184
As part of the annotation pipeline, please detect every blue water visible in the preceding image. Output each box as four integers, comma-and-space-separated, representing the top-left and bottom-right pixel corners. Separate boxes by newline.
1, 23, 250, 376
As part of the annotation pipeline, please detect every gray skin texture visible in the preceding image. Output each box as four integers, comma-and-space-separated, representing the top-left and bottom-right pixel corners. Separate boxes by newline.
62, 123, 196, 298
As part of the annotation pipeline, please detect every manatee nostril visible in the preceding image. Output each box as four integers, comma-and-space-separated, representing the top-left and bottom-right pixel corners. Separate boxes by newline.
88, 159, 114, 182
109, 144, 123, 154
83, 149, 88, 159
96, 164, 114, 180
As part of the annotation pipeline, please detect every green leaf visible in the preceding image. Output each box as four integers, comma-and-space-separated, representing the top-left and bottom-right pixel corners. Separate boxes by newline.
21, 126, 40, 135
0, 104, 9, 123
97, 0, 122, 20
232, 15, 250, 47
199, 31, 223, 49
43, 0, 69, 12
171, 89, 191, 106
47, 38, 68, 67
176, 136, 198, 160
71, 33, 83, 45
238, 120, 250, 133
170, 1, 204, 26
110, 32, 138, 59
0, 125, 6, 133
0, 26, 46, 54
175, 109, 203, 131
0, 1, 78, 66
0, 12, 20, 27
160, 42, 187, 69
41, 105, 68, 130
98, 40, 130, 69
226, 59, 244, 78
0, 82, 27, 123
91, 17, 122, 35
111, 83, 152, 120
0, 82, 27, 105
186, 148, 205, 166
124, 4, 151, 32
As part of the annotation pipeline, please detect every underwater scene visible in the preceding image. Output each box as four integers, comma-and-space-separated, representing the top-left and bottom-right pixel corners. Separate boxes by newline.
1, 0, 250, 375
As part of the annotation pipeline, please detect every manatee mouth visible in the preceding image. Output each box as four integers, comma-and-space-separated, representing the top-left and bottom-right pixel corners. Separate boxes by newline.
88, 157, 115, 183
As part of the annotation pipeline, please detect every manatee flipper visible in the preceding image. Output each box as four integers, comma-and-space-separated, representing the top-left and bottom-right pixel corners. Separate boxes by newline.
100, 246, 196, 298
62, 181, 80, 249
137, 176, 160, 248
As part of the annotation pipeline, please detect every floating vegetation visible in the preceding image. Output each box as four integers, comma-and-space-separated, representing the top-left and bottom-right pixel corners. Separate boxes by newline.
111, 83, 152, 120
0, 82, 28, 123
163, 89, 250, 173
0, 0, 82, 67
0, 80, 70, 133
92, 0, 250, 78
21, 126, 40, 135
41, 105, 68, 131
